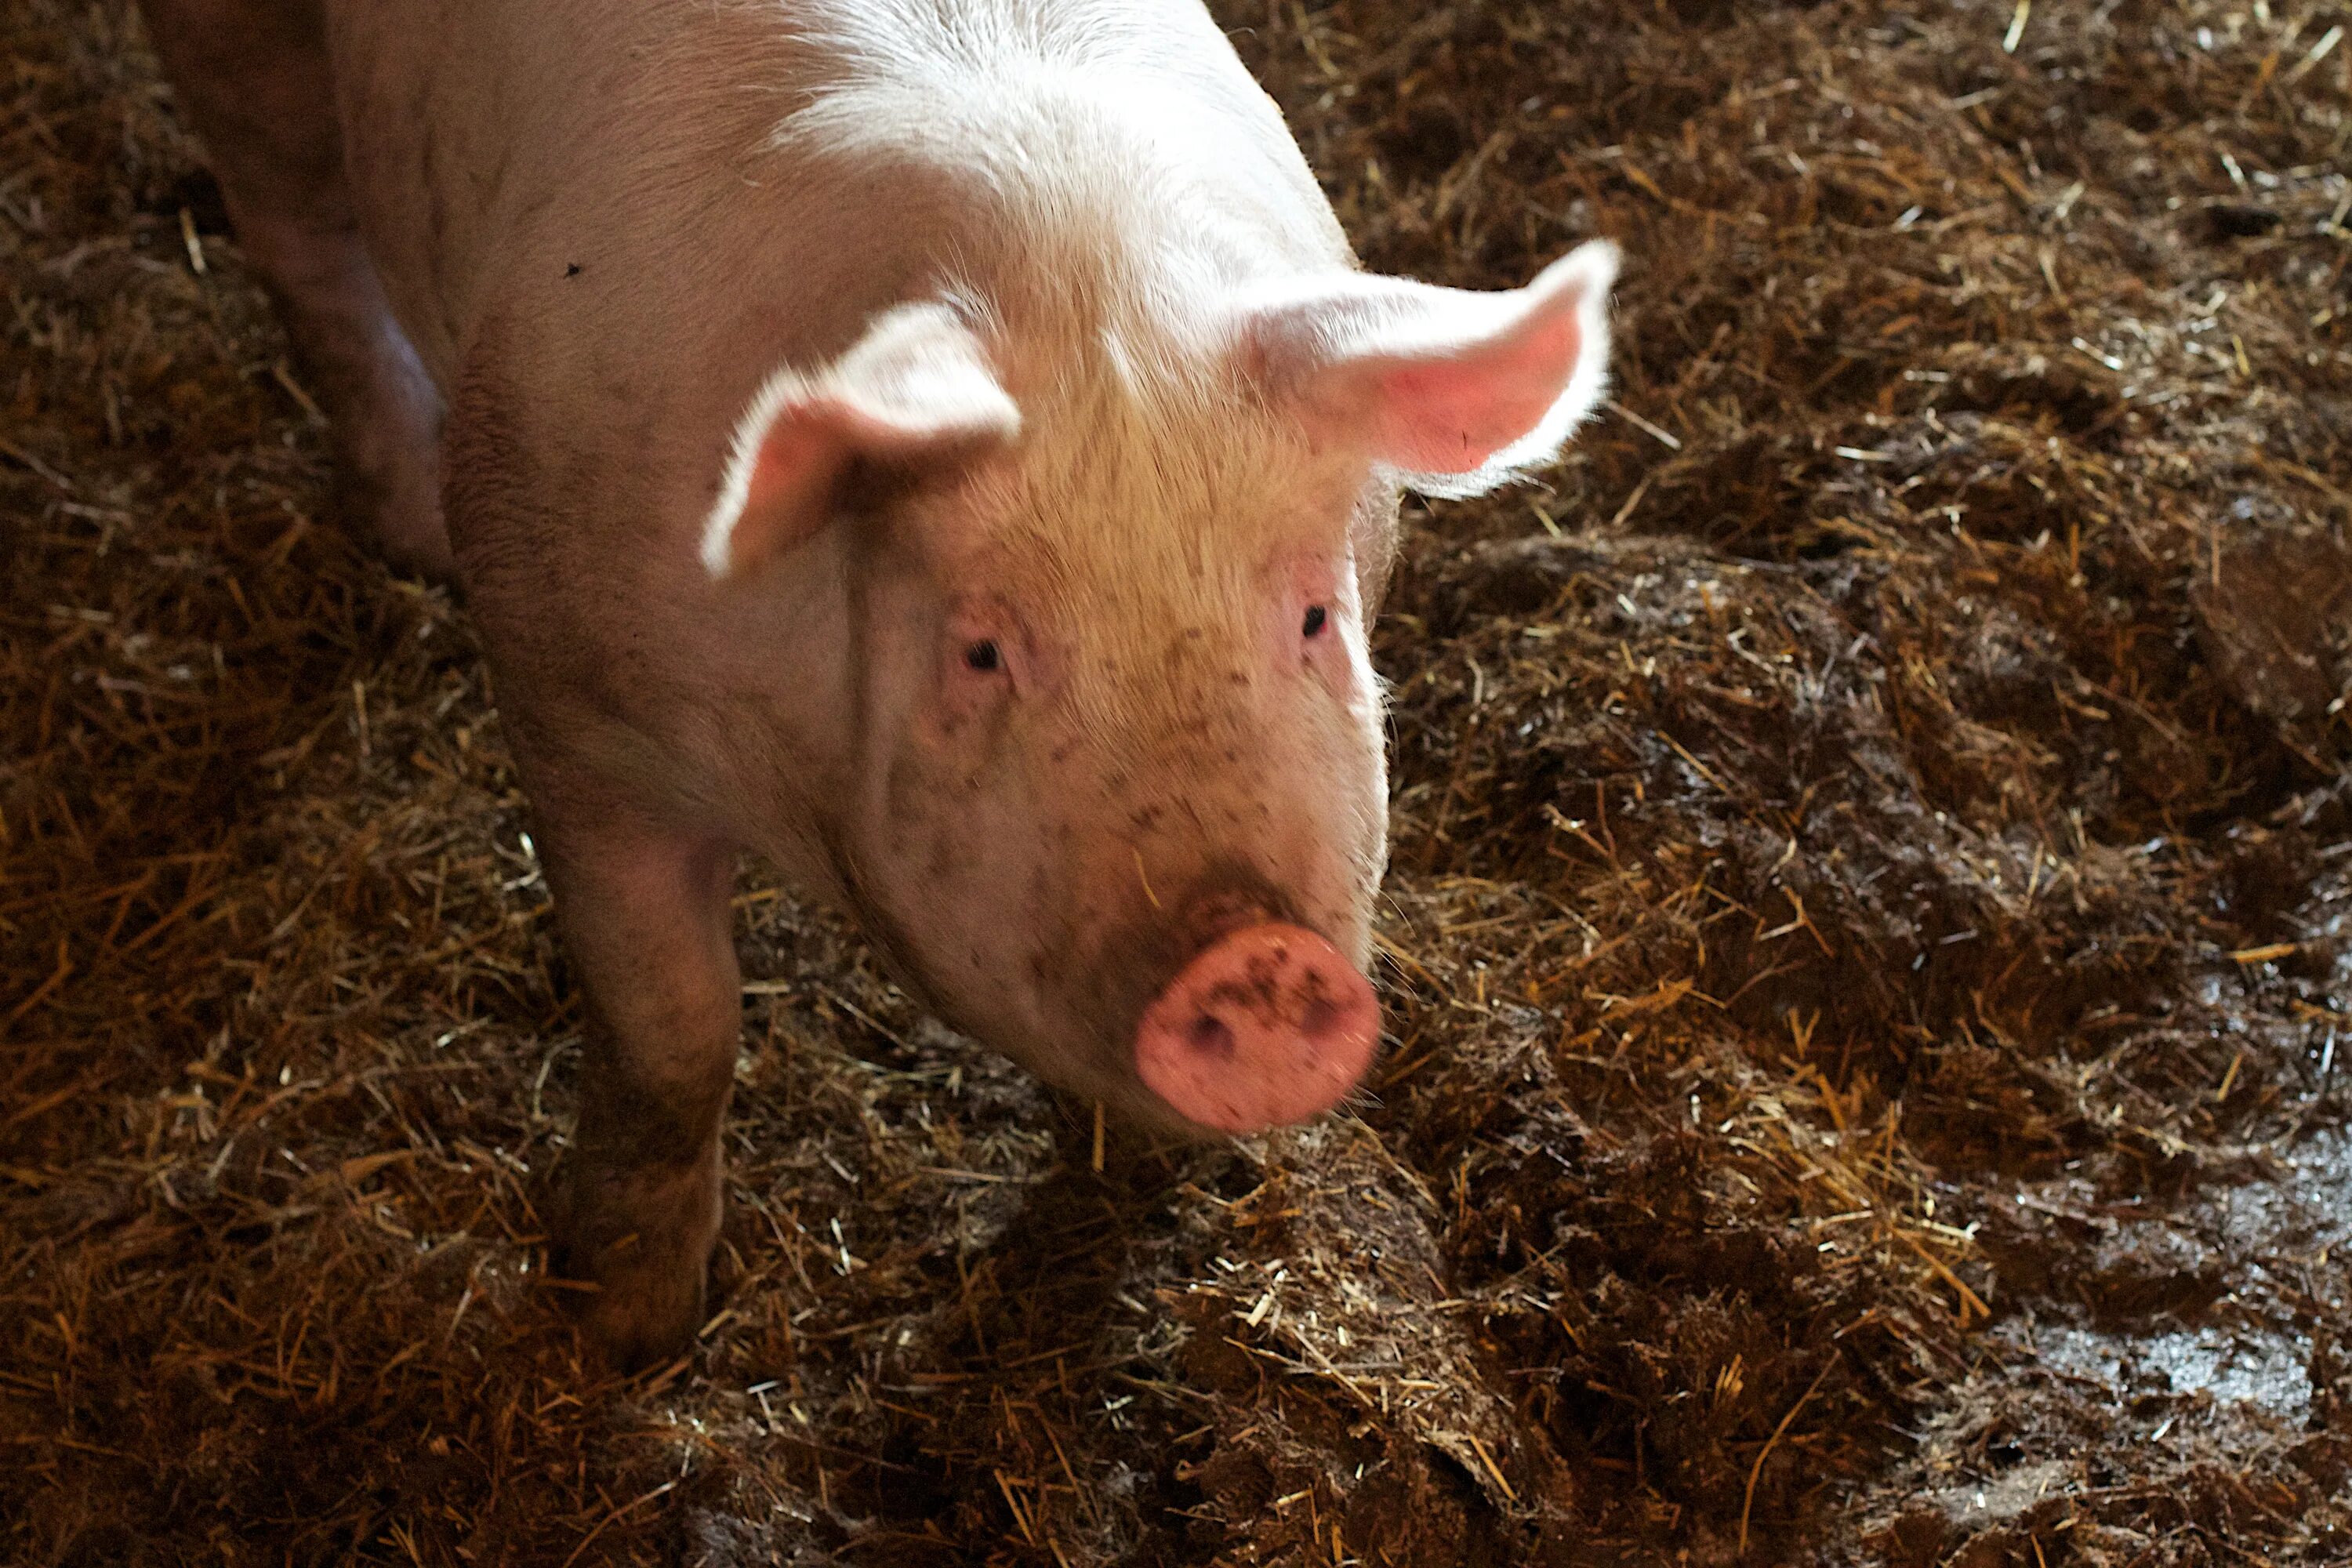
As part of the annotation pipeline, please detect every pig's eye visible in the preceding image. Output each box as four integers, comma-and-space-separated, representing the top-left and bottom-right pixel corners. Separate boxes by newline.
1301, 604, 1329, 639
963, 640, 1003, 673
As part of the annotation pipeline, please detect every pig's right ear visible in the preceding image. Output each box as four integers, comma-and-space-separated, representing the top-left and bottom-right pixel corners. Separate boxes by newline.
700, 303, 1020, 579
1234, 241, 1617, 499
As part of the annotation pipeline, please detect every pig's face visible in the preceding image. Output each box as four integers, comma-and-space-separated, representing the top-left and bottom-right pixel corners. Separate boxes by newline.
700, 242, 1616, 1135
830, 377, 1395, 1134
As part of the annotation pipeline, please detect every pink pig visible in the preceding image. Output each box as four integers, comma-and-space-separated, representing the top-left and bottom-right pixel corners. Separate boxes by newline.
142, 0, 1617, 1363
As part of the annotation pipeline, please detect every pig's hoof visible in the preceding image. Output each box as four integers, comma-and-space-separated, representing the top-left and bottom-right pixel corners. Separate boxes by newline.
552, 1157, 721, 1372
569, 1246, 710, 1373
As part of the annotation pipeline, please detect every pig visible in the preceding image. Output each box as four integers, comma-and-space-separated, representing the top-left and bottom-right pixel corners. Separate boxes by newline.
140, 0, 1618, 1365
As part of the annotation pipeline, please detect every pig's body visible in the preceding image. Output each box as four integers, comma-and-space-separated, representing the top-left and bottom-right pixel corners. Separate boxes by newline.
143, 0, 1617, 1364
318, 0, 1361, 892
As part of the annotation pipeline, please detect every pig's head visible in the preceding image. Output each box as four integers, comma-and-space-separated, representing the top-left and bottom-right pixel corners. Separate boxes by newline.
700, 242, 1617, 1137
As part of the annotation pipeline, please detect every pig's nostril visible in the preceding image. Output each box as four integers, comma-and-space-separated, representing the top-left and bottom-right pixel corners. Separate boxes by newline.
1186, 1013, 1237, 1060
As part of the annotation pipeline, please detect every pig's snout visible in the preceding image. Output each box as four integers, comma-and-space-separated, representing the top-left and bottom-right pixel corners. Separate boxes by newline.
1133, 924, 1378, 1134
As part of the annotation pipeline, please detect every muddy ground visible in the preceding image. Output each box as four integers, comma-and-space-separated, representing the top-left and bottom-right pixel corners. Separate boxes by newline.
5, 0, 2352, 1563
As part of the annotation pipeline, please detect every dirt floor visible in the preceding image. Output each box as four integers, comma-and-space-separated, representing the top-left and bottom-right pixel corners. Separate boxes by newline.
6, 0, 2352, 1563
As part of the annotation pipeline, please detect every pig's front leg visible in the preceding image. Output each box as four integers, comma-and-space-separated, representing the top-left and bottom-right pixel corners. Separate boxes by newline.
533, 808, 742, 1369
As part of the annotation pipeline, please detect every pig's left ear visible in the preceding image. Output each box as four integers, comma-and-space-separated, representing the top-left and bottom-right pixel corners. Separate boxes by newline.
701, 302, 1020, 579
1237, 240, 1618, 499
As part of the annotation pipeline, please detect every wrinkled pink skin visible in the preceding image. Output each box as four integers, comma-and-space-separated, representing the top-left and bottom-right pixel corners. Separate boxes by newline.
140, 0, 1607, 1367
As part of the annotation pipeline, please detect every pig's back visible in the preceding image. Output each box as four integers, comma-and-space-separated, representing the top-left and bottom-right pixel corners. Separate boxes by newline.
320, 0, 699, 383
322, 0, 1345, 387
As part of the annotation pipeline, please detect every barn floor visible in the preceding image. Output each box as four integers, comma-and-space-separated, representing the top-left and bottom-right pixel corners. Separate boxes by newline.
5, 1, 2351, 1563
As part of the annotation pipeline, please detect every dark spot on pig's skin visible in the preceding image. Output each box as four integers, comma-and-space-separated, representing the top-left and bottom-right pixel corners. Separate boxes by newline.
925, 833, 962, 881
1199, 949, 1328, 1026
564, 262, 582, 278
